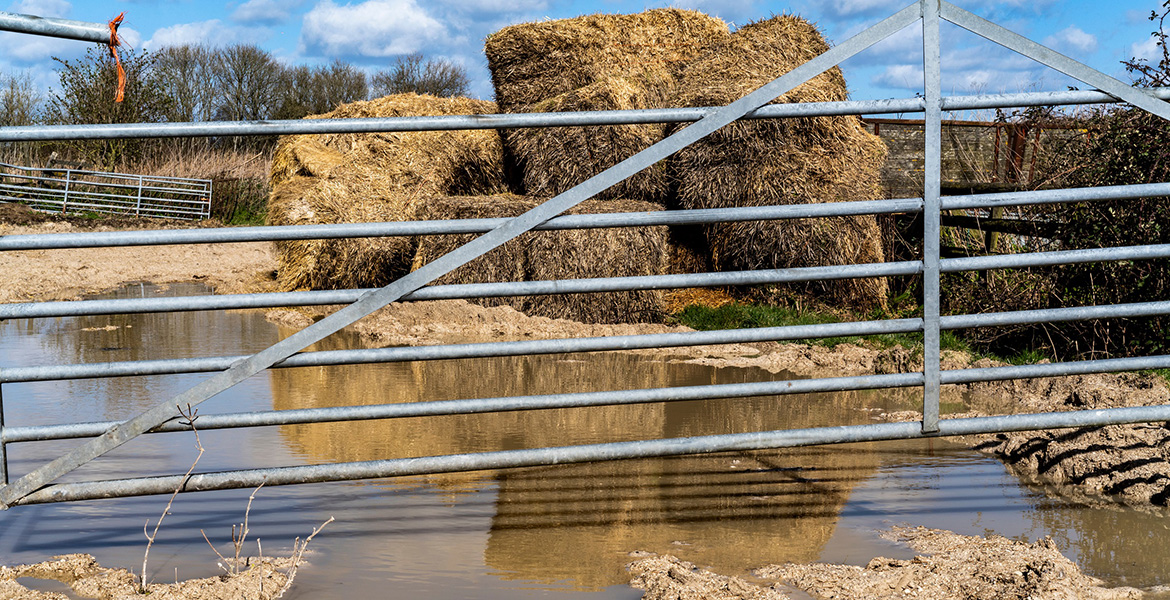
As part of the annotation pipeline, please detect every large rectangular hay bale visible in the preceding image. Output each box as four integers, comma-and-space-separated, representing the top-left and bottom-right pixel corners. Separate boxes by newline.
413, 195, 671, 324
486, 9, 729, 203
267, 94, 512, 292
669, 15, 890, 309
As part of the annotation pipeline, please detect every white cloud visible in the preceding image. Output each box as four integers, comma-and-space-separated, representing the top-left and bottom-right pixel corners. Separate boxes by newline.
872, 64, 923, 89
7, 0, 70, 18
437, 0, 545, 12
1043, 25, 1097, 54
821, 0, 903, 18
143, 20, 259, 51
116, 26, 142, 49
233, 0, 296, 25
1130, 35, 1163, 63
300, 0, 447, 58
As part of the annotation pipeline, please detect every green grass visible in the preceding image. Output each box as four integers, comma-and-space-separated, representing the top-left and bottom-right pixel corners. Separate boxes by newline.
675, 302, 977, 354
1140, 368, 1170, 384
1004, 347, 1049, 365
675, 303, 920, 349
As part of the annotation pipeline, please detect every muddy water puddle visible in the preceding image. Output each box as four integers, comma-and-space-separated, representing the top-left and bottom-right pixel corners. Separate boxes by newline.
2, 282, 1169, 597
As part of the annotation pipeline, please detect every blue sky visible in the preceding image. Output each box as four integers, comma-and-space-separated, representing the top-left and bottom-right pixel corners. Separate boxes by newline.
0, 0, 1163, 107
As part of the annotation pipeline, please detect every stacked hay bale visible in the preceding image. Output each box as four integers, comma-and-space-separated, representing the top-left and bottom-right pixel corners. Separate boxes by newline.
414, 195, 669, 323
670, 15, 889, 309
486, 9, 729, 202
267, 93, 508, 291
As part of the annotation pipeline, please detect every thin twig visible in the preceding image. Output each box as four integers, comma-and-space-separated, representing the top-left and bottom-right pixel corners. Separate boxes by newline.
276, 516, 334, 599
141, 404, 202, 593
233, 482, 264, 574
201, 529, 232, 574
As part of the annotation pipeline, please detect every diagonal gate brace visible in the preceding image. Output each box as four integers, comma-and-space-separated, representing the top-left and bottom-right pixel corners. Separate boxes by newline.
0, 4, 921, 508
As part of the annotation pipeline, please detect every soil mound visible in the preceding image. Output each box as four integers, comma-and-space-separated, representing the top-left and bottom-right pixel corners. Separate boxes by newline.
756, 526, 1142, 599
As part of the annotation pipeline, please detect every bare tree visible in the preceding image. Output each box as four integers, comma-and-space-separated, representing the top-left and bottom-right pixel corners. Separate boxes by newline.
316, 59, 368, 110
274, 59, 368, 119
211, 44, 284, 122
153, 44, 218, 123
370, 53, 469, 98
0, 71, 41, 127
0, 70, 43, 163
45, 48, 171, 169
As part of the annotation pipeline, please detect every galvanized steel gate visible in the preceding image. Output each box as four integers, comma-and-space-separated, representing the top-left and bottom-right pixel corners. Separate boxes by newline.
2, 0, 1170, 508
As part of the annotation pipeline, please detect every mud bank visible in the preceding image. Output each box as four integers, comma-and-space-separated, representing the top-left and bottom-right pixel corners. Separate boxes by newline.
630, 527, 1148, 600
0, 553, 300, 600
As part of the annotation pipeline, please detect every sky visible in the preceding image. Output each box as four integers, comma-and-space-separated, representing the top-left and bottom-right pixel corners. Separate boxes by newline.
0, 0, 1165, 110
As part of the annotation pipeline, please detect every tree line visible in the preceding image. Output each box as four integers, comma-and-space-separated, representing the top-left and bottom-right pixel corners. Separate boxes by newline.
0, 44, 471, 167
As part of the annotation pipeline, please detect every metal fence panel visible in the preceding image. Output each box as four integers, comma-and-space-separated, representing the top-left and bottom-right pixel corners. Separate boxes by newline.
1, 0, 1169, 506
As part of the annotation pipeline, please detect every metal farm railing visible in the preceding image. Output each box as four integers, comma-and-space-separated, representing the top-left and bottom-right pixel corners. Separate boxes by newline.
1, 1, 1169, 508
0, 162, 212, 220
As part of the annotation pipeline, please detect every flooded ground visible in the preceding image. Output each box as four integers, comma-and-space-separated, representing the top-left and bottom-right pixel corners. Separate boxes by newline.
1, 283, 1169, 597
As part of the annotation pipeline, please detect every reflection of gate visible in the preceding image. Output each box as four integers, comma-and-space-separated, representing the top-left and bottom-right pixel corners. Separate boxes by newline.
0, 162, 212, 220
2, 1, 1170, 508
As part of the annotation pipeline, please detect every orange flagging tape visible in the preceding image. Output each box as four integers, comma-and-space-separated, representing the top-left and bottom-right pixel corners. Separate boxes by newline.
108, 12, 125, 103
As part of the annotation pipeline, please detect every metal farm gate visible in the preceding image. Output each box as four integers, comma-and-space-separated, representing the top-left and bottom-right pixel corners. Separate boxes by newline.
0, 161, 212, 220
1, 1, 1169, 509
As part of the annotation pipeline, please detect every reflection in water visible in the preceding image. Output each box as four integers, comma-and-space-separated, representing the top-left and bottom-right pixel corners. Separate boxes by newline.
487, 448, 878, 590
268, 327, 925, 590
2, 283, 1170, 596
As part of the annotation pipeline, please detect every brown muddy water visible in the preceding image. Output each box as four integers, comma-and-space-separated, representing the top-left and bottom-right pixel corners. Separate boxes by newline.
2, 282, 1169, 598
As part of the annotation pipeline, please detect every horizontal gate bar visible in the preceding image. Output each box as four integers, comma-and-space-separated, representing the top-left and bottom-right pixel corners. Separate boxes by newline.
6, 238, 1170, 320
15, 403, 1170, 505
3, 372, 926, 442
941, 353, 1170, 384
9, 298, 1170, 383
939, 182, 1170, 211
6, 180, 1168, 252
0, 10, 110, 44
0, 200, 924, 250
9, 350, 1170, 444
943, 300, 1170, 329
2, 318, 925, 382
1, 87, 1167, 143
0, 261, 923, 319
941, 243, 1170, 272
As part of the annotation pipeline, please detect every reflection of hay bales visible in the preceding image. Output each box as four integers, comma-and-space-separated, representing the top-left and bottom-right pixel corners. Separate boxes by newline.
413, 195, 671, 324
485, 394, 888, 590
670, 15, 889, 309
266, 94, 508, 291
268, 348, 673, 471
486, 10, 729, 202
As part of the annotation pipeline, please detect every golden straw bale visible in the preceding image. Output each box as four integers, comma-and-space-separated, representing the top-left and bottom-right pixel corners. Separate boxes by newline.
485, 9, 729, 110
270, 136, 345, 189
413, 195, 670, 324
507, 77, 670, 202
670, 15, 890, 309
267, 174, 420, 291
486, 9, 728, 202
267, 93, 511, 291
